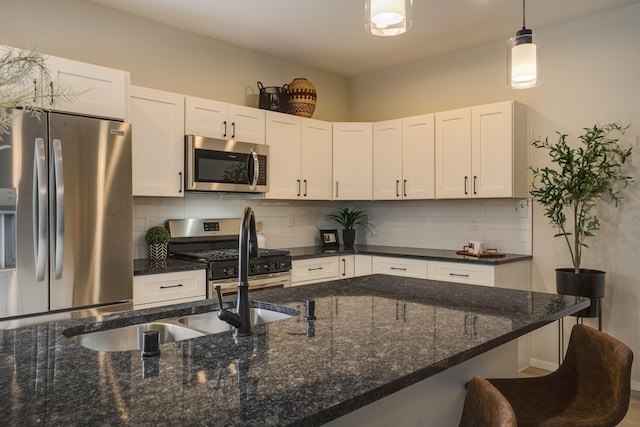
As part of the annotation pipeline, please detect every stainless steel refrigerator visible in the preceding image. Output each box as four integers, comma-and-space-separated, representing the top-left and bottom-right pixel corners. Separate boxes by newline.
0, 110, 132, 319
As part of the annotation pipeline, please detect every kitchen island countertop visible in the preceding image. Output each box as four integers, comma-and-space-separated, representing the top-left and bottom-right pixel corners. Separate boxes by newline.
0, 275, 586, 426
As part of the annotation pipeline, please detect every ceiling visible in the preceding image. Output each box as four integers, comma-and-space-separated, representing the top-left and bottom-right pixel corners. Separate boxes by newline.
87, 0, 640, 77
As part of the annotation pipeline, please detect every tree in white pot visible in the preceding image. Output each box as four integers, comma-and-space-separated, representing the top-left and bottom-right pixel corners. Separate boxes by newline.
530, 122, 633, 318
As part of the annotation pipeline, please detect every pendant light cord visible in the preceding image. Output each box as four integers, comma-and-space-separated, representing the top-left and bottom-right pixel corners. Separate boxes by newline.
522, 0, 527, 30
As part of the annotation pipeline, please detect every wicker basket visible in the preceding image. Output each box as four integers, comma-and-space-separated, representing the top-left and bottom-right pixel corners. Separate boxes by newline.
287, 78, 317, 118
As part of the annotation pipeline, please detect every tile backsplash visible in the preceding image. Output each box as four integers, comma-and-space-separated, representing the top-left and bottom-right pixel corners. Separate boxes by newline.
133, 194, 532, 259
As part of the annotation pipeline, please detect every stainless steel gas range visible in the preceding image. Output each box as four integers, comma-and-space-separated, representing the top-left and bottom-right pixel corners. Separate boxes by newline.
167, 218, 291, 296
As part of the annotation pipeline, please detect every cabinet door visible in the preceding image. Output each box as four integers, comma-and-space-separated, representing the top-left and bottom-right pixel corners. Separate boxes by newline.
372, 256, 428, 279
46, 55, 129, 120
185, 96, 228, 138
428, 261, 495, 286
300, 118, 333, 200
435, 108, 471, 198
373, 119, 403, 200
133, 270, 206, 309
291, 257, 339, 286
228, 104, 265, 144
130, 86, 185, 197
354, 255, 373, 276
265, 112, 301, 199
333, 123, 373, 200
471, 101, 513, 198
403, 114, 435, 199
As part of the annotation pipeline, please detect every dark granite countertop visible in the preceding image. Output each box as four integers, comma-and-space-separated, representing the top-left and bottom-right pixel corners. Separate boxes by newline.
133, 246, 531, 277
134, 257, 207, 276
0, 275, 587, 426
285, 244, 531, 265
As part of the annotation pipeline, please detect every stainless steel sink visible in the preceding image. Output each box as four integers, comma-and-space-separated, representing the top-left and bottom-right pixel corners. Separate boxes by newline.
178, 308, 293, 334
68, 304, 297, 351
69, 321, 205, 352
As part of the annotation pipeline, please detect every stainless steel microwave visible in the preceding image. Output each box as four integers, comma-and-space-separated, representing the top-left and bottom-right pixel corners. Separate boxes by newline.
185, 135, 269, 193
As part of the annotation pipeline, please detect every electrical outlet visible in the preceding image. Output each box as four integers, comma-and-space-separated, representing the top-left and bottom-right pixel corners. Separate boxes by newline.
288, 214, 295, 227
470, 218, 478, 231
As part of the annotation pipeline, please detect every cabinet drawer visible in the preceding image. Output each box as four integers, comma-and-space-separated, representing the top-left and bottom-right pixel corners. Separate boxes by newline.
428, 261, 494, 286
292, 257, 339, 285
134, 270, 206, 306
372, 256, 428, 279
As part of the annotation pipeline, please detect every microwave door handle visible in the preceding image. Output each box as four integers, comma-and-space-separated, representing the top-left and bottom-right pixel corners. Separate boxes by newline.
248, 148, 259, 190
52, 139, 64, 279
33, 138, 47, 281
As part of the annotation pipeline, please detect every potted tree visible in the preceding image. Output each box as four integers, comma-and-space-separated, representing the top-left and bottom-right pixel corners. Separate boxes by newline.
530, 123, 633, 318
327, 207, 373, 246
145, 226, 171, 261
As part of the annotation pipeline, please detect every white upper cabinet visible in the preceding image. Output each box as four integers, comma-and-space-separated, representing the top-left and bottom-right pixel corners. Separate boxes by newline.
184, 96, 265, 144
266, 112, 332, 200
46, 54, 129, 120
300, 117, 333, 199
373, 114, 435, 200
333, 122, 373, 200
471, 101, 528, 198
435, 101, 528, 199
373, 119, 403, 200
130, 86, 185, 197
435, 108, 472, 198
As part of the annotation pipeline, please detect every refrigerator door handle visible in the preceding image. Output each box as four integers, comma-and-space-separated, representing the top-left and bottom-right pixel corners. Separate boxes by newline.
52, 139, 65, 279
33, 138, 48, 282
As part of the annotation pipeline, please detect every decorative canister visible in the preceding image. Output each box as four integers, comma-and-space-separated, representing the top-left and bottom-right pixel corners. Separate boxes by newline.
287, 78, 317, 118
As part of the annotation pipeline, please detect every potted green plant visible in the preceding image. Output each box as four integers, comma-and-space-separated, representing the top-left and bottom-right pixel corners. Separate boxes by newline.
145, 226, 171, 261
530, 123, 633, 318
327, 207, 373, 246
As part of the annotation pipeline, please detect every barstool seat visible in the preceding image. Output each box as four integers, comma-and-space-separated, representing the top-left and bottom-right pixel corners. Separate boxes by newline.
459, 376, 517, 427
487, 324, 633, 427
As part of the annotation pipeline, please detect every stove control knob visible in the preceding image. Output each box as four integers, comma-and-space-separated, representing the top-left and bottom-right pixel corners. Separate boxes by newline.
279, 262, 288, 270
250, 264, 257, 273
224, 267, 236, 276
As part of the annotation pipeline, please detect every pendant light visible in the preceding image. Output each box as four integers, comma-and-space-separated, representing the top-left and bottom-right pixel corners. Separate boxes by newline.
365, 0, 413, 36
507, 0, 540, 89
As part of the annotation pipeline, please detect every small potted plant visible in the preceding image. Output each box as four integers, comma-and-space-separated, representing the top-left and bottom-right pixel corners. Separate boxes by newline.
530, 122, 633, 318
145, 226, 171, 261
327, 207, 373, 246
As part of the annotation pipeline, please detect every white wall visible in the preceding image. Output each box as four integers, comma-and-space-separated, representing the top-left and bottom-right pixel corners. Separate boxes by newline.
349, 4, 640, 384
0, 0, 350, 122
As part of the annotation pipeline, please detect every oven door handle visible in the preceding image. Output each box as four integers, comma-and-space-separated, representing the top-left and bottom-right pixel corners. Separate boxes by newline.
247, 148, 259, 190
249, 279, 288, 290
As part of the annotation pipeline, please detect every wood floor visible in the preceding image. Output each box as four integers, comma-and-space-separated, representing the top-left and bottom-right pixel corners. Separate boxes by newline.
519, 367, 640, 426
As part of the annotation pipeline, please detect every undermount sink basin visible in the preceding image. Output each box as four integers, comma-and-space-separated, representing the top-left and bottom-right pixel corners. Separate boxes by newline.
68, 303, 298, 352
178, 308, 294, 334
69, 321, 205, 352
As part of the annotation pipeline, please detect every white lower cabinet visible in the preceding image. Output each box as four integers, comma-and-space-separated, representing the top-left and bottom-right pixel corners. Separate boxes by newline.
292, 257, 340, 286
133, 270, 206, 309
372, 256, 428, 279
354, 255, 372, 277
428, 260, 530, 290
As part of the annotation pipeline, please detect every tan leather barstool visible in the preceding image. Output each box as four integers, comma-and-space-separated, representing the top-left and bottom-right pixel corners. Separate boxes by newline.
459, 375, 517, 427
487, 324, 633, 427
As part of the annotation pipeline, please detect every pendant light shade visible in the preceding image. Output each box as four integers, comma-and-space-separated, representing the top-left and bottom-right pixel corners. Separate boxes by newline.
366, 0, 412, 36
508, 0, 540, 89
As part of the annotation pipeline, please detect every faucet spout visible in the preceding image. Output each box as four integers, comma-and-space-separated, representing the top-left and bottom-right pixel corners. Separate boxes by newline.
235, 206, 258, 336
